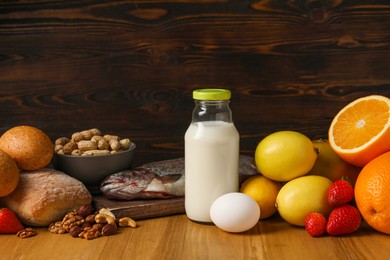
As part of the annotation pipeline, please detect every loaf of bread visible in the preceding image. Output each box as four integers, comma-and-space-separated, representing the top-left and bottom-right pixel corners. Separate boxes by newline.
0, 168, 92, 226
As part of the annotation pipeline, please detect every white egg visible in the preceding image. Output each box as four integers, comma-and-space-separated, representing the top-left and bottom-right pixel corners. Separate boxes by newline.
210, 192, 260, 233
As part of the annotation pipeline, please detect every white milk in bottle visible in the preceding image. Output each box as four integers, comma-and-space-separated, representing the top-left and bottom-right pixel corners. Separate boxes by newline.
185, 89, 239, 223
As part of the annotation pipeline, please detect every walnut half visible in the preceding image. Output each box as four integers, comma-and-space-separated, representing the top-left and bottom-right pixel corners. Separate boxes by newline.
16, 228, 37, 238
78, 227, 100, 240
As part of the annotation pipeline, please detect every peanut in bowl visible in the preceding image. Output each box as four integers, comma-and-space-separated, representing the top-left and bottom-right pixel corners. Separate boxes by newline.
52, 142, 136, 189
51, 129, 135, 190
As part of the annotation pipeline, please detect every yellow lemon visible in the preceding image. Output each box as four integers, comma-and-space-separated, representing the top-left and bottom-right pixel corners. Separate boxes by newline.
255, 131, 318, 182
276, 175, 332, 226
240, 175, 282, 219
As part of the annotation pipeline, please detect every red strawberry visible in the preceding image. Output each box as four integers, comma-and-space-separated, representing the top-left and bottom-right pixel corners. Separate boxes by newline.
305, 212, 327, 237
326, 204, 361, 236
0, 208, 24, 234
328, 178, 354, 208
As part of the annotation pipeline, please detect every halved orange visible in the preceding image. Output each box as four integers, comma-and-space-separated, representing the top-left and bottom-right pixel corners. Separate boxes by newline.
328, 95, 390, 167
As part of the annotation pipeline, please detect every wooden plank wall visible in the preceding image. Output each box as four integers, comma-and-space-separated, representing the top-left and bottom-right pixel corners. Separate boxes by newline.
1, 0, 390, 164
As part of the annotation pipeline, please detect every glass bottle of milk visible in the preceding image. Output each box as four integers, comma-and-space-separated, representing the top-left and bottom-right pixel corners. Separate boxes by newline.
185, 89, 240, 223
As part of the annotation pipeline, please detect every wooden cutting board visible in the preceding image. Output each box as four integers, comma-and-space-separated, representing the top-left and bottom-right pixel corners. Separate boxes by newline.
93, 195, 185, 220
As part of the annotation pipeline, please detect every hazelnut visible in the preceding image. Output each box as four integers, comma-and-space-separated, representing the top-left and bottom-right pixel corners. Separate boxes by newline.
85, 213, 97, 224
92, 223, 105, 232
69, 226, 83, 238
101, 224, 117, 236
81, 222, 91, 229
77, 205, 94, 218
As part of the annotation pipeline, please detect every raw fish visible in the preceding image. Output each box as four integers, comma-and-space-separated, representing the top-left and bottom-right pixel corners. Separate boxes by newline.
101, 155, 258, 200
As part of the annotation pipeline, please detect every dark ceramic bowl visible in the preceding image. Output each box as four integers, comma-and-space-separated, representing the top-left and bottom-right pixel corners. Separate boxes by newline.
52, 143, 136, 188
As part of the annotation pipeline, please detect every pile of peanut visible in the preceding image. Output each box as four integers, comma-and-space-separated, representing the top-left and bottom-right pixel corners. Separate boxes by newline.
49, 204, 136, 240
54, 128, 132, 156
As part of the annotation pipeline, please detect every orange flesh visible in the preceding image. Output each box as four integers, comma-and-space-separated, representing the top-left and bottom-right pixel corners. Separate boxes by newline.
333, 100, 389, 150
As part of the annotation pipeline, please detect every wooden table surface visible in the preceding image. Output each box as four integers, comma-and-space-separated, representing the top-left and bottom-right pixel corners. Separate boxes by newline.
1, 213, 389, 260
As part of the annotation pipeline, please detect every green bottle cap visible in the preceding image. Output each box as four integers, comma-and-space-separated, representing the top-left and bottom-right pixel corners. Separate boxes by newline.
193, 89, 231, 100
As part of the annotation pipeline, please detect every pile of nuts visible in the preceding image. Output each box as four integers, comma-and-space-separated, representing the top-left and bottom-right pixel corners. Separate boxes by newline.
49, 204, 136, 240
54, 128, 132, 156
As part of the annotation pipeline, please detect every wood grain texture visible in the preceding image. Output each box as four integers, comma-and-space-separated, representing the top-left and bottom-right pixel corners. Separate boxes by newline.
0, 214, 389, 259
1, 0, 390, 164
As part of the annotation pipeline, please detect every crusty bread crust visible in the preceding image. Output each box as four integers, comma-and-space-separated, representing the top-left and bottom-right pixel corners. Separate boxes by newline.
0, 168, 92, 226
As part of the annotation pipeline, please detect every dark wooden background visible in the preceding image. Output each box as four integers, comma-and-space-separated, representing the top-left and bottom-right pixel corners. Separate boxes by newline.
1, 0, 390, 165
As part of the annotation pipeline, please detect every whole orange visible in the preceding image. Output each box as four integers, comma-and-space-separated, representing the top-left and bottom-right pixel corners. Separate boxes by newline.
355, 151, 390, 234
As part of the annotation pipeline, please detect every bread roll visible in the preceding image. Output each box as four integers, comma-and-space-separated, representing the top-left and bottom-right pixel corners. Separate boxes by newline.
0, 168, 92, 226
